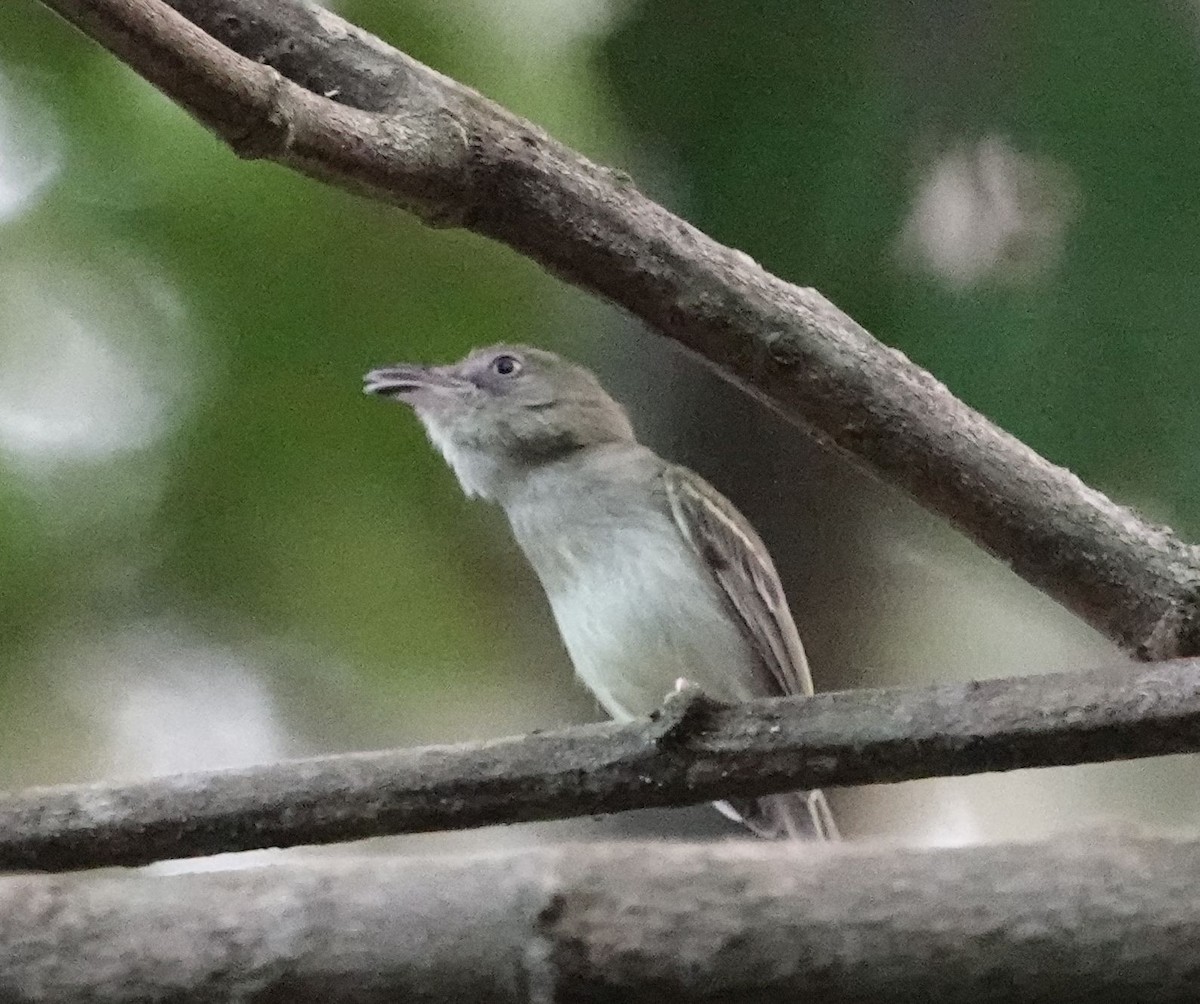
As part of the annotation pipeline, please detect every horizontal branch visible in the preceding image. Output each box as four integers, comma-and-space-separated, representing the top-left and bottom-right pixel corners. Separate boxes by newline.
34, 0, 1200, 658
6, 833, 1200, 1002
3, 659, 1200, 872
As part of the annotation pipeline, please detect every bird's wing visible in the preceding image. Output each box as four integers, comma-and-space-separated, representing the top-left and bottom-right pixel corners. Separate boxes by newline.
664, 465, 837, 841
663, 464, 814, 698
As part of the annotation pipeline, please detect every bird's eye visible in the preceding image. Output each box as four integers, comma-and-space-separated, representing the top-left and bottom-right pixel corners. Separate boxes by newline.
492, 354, 522, 376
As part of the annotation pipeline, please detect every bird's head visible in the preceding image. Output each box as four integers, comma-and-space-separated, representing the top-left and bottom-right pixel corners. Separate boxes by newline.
364, 344, 635, 499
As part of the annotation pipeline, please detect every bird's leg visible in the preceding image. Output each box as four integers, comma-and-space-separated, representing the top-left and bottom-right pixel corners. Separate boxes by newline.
648, 678, 722, 748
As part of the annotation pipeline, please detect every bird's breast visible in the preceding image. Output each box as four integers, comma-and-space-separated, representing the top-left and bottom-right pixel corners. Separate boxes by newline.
511, 508, 760, 720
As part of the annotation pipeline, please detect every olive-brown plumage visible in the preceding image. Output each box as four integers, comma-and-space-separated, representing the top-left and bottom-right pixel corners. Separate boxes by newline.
366, 344, 836, 840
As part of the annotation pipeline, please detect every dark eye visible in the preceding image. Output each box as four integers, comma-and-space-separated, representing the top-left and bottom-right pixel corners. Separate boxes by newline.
492, 354, 522, 376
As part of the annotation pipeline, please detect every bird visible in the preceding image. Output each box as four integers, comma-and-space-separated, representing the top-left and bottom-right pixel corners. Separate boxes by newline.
364, 344, 836, 840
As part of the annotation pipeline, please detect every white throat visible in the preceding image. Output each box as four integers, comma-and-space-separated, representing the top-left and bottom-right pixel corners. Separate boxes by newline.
419, 412, 515, 501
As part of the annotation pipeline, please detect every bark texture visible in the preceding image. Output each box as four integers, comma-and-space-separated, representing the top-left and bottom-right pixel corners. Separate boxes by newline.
4, 660, 1200, 872
5, 834, 1200, 1002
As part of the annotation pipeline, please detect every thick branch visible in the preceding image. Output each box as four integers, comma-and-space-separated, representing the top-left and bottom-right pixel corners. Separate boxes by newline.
5, 834, 1200, 1002
33, 0, 1200, 657
3, 660, 1200, 872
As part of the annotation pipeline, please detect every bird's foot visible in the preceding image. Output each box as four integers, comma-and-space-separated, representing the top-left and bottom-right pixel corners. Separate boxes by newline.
649, 679, 722, 749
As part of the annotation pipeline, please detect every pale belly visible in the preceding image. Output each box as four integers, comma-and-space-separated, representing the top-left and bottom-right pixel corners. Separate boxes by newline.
541, 524, 762, 721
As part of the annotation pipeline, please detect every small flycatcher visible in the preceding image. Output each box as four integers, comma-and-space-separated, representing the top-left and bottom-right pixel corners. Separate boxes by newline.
365, 344, 835, 840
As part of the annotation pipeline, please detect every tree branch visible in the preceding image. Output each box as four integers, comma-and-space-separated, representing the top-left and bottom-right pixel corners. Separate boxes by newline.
5, 833, 1200, 1002
3, 659, 1200, 872
32, 0, 1200, 659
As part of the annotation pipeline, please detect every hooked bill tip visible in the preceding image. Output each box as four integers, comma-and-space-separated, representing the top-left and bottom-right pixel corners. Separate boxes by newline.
363, 368, 420, 399
363, 364, 469, 400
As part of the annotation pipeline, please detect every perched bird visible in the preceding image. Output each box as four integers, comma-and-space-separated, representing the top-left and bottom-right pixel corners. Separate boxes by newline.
365, 345, 836, 840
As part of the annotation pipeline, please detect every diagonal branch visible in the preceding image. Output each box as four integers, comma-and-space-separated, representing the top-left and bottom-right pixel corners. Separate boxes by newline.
3, 659, 1200, 872
32, 0, 1200, 659
5, 834, 1200, 1001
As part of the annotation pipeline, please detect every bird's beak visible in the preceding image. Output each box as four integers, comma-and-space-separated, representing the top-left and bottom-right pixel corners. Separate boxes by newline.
363, 364, 469, 401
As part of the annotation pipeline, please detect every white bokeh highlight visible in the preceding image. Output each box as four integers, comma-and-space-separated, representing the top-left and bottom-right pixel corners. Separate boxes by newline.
897, 136, 1078, 288
0, 260, 193, 470
0, 66, 61, 223
467, 0, 626, 55
66, 623, 294, 779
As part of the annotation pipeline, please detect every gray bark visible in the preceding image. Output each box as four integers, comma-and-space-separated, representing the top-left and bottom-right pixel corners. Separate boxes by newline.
5, 834, 1200, 1002
4, 659, 1200, 872
33, 0, 1200, 659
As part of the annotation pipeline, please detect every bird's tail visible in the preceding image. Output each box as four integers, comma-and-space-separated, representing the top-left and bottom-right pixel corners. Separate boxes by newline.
715, 789, 839, 841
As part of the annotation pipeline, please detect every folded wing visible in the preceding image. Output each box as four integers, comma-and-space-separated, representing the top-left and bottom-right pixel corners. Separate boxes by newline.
663, 464, 837, 841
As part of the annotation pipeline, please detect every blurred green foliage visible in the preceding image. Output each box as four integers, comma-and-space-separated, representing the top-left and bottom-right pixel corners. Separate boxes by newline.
0, 0, 628, 783
606, 0, 1200, 521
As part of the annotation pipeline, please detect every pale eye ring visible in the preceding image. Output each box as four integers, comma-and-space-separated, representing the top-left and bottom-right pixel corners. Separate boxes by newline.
492, 354, 522, 376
